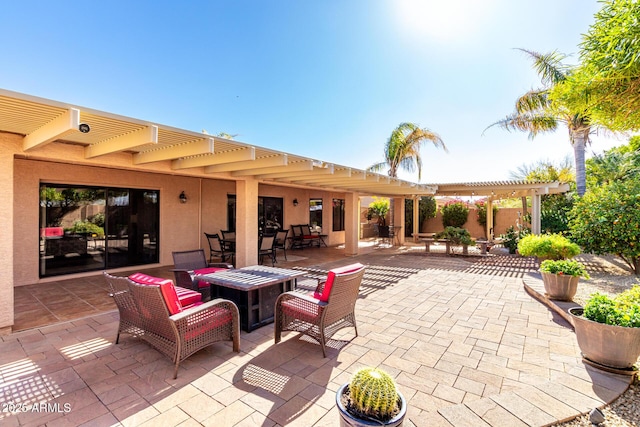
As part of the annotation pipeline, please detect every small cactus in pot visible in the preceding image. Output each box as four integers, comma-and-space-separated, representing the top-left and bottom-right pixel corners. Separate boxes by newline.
336, 367, 406, 426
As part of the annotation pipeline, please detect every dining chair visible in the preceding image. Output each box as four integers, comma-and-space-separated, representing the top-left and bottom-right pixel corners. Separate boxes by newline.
274, 229, 289, 261
204, 232, 234, 264
258, 235, 277, 266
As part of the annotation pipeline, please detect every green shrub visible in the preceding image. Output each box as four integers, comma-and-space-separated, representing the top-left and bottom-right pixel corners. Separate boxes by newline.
368, 197, 390, 227
65, 220, 104, 237
441, 201, 469, 228
569, 179, 640, 274
517, 233, 580, 260
475, 200, 498, 228
583, 286, 640, 327
348, 367, 399, 421
435, 227, 475, 246
501, 226, 529, 254
540, 259, 590, 279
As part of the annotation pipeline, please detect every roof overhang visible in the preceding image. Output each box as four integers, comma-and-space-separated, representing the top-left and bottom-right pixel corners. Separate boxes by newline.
0, 89, 570, 199
0, 89, 437, 197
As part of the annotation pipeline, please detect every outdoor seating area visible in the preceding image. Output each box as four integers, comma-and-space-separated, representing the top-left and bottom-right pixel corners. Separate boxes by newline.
289, 224, 327, 249
104, 271, 240, 379
4, 244, 637, 426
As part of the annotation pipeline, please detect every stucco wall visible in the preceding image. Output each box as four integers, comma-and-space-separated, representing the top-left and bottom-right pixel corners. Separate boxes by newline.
0, 133, 17, 333
423, 207, 525, 238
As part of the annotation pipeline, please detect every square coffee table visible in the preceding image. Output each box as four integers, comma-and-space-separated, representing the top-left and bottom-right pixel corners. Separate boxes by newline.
195, 265, 305, 332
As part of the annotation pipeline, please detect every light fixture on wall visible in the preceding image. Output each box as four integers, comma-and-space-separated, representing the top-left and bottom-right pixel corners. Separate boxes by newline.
179, 191, 187, 204
293, 198, 299, 207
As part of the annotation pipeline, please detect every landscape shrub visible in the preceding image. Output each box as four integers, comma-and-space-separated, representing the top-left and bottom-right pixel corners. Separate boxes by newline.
517, 233, 580, 260
441, 201, 468, 228
583, 286, 640, 327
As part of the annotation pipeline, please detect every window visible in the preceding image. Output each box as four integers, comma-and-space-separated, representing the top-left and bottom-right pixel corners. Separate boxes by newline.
309, 198, 323, 229
39, 184, 159, 277
226, 195, 284, 235
259, 197, 283, 235
332, 198, 345, 231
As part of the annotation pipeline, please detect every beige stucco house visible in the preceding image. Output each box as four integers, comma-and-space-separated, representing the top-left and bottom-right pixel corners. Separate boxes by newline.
0, 89, 569, 334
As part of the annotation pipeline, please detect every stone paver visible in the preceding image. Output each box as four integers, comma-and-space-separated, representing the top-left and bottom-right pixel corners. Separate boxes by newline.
0, 250, 633, 426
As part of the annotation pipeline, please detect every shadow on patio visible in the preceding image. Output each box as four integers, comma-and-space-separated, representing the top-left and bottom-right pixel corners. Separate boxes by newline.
3, 243, 633, 426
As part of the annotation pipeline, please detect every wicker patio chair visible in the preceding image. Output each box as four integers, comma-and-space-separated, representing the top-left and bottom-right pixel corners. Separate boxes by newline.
126, 279, 240, 379
104, 271, 143, 344
172, 249, 233, 300
274, 263, 365, 357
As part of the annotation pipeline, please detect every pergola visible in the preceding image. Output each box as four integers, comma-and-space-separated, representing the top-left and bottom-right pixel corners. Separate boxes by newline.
427, 181, 571, 238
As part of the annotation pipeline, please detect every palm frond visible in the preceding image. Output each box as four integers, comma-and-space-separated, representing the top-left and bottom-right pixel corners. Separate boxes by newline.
367, 162, 389, 174
518, 48, 569, 86
491, 113, 558, 139
516, 89, 550, 113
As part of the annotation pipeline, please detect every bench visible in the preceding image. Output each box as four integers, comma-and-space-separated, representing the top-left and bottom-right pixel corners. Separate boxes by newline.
422, 238, 490, 256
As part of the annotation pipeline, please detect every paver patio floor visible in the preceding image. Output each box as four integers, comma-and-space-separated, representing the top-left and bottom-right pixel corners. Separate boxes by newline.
1, 248, 632, 426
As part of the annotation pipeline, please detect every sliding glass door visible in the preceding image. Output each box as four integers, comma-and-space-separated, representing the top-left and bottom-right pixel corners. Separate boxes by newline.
39, 184, 159, 277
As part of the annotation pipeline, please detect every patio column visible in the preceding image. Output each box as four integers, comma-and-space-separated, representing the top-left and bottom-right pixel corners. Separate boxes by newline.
0, 133, 15, 334
413, 196, 420, 242
235, 178, 259, 267
531, 190, 541, 235
393, 197, 405, 245
486, 198, 494, 240
344, 192, 359, 256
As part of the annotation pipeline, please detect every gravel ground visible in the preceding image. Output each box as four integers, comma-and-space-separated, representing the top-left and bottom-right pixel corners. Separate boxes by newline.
553, 254, 639, 427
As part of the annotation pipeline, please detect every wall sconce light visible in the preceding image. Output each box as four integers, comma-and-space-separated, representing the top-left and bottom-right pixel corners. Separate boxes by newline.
293, 198, 299, 207
179, 191, 187, 204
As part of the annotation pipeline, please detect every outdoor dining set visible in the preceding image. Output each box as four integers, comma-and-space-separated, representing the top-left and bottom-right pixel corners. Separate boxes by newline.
104, 243, 365, 378
204, 224, 328, 268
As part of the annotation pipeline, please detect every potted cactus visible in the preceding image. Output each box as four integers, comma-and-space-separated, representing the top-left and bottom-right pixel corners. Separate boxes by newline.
336, 366, 406, 427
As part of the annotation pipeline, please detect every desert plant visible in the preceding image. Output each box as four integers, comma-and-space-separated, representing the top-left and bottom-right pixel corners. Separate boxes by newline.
435, 227, 475, 246
539, 259, 590, 279
517, 233, 580, 260
368, 197, 390, 227
348, 367, 399, 422
583, 286, 640, 328
441, 200, 468, 228
501, 225, 530, 254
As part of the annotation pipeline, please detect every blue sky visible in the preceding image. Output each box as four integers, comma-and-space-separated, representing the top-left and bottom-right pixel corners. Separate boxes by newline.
0, 0, 626, 183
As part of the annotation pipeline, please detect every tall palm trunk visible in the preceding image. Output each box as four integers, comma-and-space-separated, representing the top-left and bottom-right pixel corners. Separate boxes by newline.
572, 129, 589, 196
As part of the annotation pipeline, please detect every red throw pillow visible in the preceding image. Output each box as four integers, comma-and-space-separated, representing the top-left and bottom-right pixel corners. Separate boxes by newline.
128, 273, 183, 315
313, 263, 364, 302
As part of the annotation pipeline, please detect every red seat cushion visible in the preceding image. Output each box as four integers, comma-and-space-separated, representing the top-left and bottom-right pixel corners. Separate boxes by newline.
193, 267, 226, 289
282, 298, 322, 323
128, 273, 185, 315
184, 306, 233, 340
174, 286, 202, 308
314, 263, 364, 302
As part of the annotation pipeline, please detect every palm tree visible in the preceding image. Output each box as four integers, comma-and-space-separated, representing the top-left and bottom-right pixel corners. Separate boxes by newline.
368, 122, 446, 180
487, 49, 592, 195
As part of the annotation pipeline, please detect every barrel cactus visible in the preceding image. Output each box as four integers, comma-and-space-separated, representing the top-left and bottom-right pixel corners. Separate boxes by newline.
348, 367, 399, 421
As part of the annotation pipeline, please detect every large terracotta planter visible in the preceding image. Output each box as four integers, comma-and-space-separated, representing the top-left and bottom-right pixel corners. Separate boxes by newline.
541, 272, 579, 301
569, 308, 640, 369
336, 383, 406, 427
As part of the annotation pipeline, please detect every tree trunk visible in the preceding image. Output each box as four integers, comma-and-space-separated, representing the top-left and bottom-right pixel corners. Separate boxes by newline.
573, 130, 588, 196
